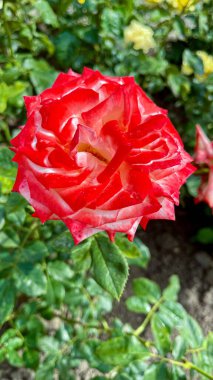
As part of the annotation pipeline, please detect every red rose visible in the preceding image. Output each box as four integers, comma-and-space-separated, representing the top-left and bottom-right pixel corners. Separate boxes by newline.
194, 125, 213, 210
11, 68, 195, 244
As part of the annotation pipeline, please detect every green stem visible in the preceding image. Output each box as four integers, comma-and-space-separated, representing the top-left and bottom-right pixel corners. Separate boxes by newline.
1, 123, 11, 142
187, 346, 205, 354
134, 297, 164, 336
151, 353, 213, 380
194, 167, 210, 175
2, 0, 14, 58
19, 221, 39, 249
189, 363, 213, 380
55, 313, 111, 333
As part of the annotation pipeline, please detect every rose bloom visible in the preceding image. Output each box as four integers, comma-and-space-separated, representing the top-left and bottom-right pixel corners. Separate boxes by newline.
11, 68, 195, 244
194, 125, 213, 210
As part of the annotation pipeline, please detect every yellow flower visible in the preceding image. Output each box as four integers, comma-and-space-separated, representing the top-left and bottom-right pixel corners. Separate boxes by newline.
145, 0, 163, 3
77, 0, 85, 4
196, 51, 213, 80
167, 0, 196, 12
124, 21, 156, 53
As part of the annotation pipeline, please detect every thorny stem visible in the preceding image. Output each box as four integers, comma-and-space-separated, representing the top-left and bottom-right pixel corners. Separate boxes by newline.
134, 296, 164, 336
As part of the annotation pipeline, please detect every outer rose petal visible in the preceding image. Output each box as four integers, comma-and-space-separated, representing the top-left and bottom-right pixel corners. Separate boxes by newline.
195, 169, 213, 209
195, 125, 213, 165
194, 125, 213, 211
11, 67, 195, 243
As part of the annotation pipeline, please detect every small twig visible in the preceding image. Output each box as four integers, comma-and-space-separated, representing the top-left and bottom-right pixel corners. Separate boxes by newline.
134, 297, 164, 336
151, 353, 213, 380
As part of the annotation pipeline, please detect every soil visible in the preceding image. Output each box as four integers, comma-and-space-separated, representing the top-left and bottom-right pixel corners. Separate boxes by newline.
0, 203, 212, 379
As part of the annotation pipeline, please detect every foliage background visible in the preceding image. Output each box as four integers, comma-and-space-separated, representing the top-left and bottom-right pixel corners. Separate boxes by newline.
0, 0, 213, 379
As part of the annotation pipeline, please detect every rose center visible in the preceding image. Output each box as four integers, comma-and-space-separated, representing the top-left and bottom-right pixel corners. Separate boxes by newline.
77, 143, 108, 163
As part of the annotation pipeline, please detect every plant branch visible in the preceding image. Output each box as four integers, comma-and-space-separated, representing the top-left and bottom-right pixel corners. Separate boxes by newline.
2, 0, 14, 58
134, 297, 164, 336
151, 353, 213, 380
19, 221, 39, 249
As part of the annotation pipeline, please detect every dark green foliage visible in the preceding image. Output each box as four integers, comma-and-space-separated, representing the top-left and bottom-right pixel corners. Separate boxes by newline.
0, 1, 212, 379
0, 0, 212, 146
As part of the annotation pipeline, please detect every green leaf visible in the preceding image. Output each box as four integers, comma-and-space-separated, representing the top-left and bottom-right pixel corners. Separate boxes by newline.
0, 280, 15, 325
47, 261, 73, 281
163, 275, 180, 301
23, 58, 58, 93
6, 207, 26, 227
38, 336, 60, 354
133, 277, 161, 303
53, 31, 80, 69
5, 192, 27, 213
0, 329, 17, 344
0, 83, 9, 112
46, 278, 65, 304
173, 16, 186, 39
16, 265, 47, 297
0, 206, 5, 230
172, 336, 187, 360
181, 315, 204, 348
7, 81, 28, 107
158, 301, 187, 329
70, 239, 92, 272
167, 73, 190, 98
115, 234, 149, 261
0, 146, 17, 193
196, 228, 213, 244
206, 332, 213, 363
34, 0, 59, 27
0, 230, 20, 248
4, 337, 24, 351
127, 238, 150, 268
183, 49, 204, 75
90, 234, 129, 300
125, 296, 151, 314
6, 350, 24, 367
21, 241, 48, 264
23, 349, 39, 369
35, 353, 57, 380
47, 226, 74, 255
171, 366, 187, 380
143, 362, 170, 380
115, 234, 141, 258
96, 336, 150, 366
139, 56, 168, 76
0, 252, 14, 277
186, 175, 201, 197
151, 314, 171, 355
